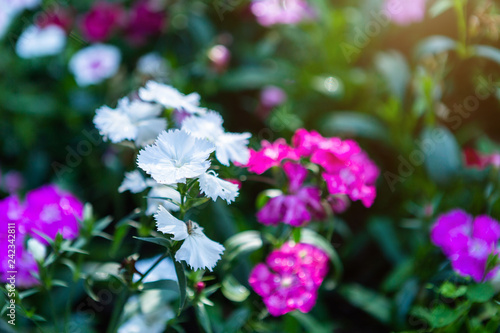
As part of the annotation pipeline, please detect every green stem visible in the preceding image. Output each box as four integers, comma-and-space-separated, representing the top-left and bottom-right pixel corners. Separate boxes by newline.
134, 251, 169, 286
454, 0, 468, 57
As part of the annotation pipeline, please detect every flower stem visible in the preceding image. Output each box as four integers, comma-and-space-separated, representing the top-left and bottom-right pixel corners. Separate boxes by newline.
106, 289, 131, 333
454, 0, 468, 57
134, 251, 169, 286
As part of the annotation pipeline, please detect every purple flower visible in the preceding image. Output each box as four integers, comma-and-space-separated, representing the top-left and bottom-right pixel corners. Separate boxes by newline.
125, 0, 167, 45
260, 86, 286, 109
23, 185, 84, 244
383, 0, 426, 26
431, 210, 500, 282
257, 162, 325, 227
80, 2, 125, 42
244, 139, 300, 175
249, 242, 328, 316
250, 0, 315, 26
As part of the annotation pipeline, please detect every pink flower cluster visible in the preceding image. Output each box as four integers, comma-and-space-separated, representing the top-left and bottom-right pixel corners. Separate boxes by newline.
250, 0, 315, 26
38, 1, 166, 45
249, 242, 329, 316
431, 209, 500, 282
244, 129, 379, 226
383, 0, 427, 26
0, 185, 83, 287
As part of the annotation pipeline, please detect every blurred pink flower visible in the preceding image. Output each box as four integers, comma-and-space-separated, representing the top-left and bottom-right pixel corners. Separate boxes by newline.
431, 209, 500, 282
250, 0, 315, 26
208, 45, 231, 73
260, 86, 286, 108
36, 6, 73, 32
249, 242, 328, 316
23, 185, 84, 244
384, 0, 426, 26
244, 139, 299, 174
464, 148, 500, 170
2, 171, 24, 193
80, 2, 125, 42
125, 0, 166, 44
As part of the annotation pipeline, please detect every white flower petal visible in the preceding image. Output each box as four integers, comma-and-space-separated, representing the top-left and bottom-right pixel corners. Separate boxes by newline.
198, 172, 239, 203
137, 129, 215, 185
16, 25, 66, 59
135, 118, 168, 147
27, 238, 46, 262
154, 206, 188, 241
175, 223, 225, 271
138, 81, 204, 114
146, 185, 181, 215
181, 111, 224, 141
94, 106, 137, 143
215, 132, 251, 166
119, 171, 149, 193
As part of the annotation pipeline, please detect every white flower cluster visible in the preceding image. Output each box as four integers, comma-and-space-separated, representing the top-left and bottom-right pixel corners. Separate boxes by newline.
95, 82, 251, 272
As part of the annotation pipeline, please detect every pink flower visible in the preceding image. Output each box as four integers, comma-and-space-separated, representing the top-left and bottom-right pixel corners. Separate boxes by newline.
208, 45, 231, 73
250, 0, 315, 26
261, 86, 286, 109
36, 6, 73, 32
0, 196, 40, 288
245, 139, 300, 175
80, 2, 125, 42
249, 242, 328, 316
384, 0, 426, 26
257, 162, 325, 227
431, 210, 500, 282
23, 185, 84, 244
464, 148, 500, 170
125, 0, 166, 44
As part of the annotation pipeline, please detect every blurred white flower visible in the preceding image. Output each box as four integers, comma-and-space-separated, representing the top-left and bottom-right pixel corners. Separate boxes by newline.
94, 97, 166, 146
133, 255, 177, 283
69, 44, 121, 87
0, 9, 14, 40
182, 111, 251, 166
198, 171, 239, 203
136, 53, 168, 78
15, 25, 66, 59
137, 129, 215, 185
146, 185, 181, 215
139, 81, 205, 114
155, 207, 224, 271
27, 238, 46, 262
118, 170, 155, 193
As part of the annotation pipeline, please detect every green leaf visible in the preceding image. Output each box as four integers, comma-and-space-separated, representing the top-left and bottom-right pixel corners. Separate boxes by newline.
224, 231, 264, 263
421, 126, 462, 186
289, 311, 335, 333
438, 282, 467, 299
415, 36, 457, 59
292, 227, 302, 243
320, 112, 389, 142
170, 252, 187, 315
474, 45, 500, 65
411, 302, 470, 328
339, 284, 392, 324
429, 0, 454, 17
221, 275, 250, 302
222, 308, 251, 333
133, 236, 171, 248
368, 217, 405, 264
143, 279, 179, 292
195, 303, 213, 333
466, 283, 495, 303
375, 51, 410, 101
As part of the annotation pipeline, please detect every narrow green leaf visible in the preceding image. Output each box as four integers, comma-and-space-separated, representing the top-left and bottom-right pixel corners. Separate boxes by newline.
221, 275, 250, 302
133, 236, 171, 248
170, 252, 187, 315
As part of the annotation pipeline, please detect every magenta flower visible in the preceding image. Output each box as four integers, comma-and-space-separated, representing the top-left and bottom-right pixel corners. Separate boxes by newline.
383, 0, 426, 26
23, 185, 84, 244
125, 0, 166, 45
464, 148, 500, 170
36, 6, 73, 32
245, 139, 299, 175
250, 0, 315, 27
0, 196, 40, 288
431, 210, 500, 282
249, 242, 328, 316
257, 162, 325, 227
80, 2, 125, 42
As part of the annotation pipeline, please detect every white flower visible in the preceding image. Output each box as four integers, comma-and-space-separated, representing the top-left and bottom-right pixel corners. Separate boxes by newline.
198, 171, 239, 203
0, 0, 41, 13
94, 97, 166, 146
27, 238, 46, 262
15, 25, 66, 59
138, 81, 205, 114
181, 111, 251, 166
146, 185, 181, 215
136, 53, 168, 78
118, 170, 155, 193
0, 9, 14, 40
69, 44, 121, 87
154, 207, 224, 271
137, 129, 215, 185
132, 255, 177, 283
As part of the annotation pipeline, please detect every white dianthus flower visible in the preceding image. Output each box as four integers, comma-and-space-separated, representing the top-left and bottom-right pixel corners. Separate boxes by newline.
94, 97, 166, 146
138, 81, 205, 114
137, 129, 215, 185
118, 170, 155, 193
146, 185, 181, 215
181, 111, 251, 166
198, 171, 239, 203
154, 207, 224, 271
16, 25, 66, 59
69, 44, 121, 87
